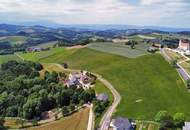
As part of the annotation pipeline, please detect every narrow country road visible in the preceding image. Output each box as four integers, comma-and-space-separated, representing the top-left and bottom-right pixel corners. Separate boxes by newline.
161, 48, 190, 81
97, 76, 121, 130
14, 53, 121, 130
53, 63, 121, 130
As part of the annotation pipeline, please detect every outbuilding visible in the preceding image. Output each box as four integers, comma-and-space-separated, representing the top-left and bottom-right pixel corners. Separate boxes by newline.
110, 117, 133, 130
96, 93, 108, 102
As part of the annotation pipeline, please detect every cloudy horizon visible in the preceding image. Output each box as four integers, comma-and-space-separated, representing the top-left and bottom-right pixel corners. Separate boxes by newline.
0, 0, 190, 28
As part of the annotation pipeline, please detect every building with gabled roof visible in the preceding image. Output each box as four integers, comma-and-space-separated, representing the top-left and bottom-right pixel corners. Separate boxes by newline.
183, 122, 190, 130
110, 117, 133, 130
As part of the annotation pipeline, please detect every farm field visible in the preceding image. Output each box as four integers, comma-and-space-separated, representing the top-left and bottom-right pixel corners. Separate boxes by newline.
0, 36, 27, 45
164, 49, 186, 62
180, 61, 190, 76
33, 41, 58, 48
87, 42, 150, 58
0, 54, 22, 65
20, 47, 190, 121
17, 47, 68, 62
28, 108, 89, 130
137, 35, 155, 40
128, 35, 144, 42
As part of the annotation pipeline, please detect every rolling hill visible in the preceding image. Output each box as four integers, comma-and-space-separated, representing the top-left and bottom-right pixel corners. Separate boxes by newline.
18, 47, 190, 121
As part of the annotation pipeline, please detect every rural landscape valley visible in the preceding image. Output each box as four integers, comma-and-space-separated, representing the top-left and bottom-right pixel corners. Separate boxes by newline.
1, 0, 190, 130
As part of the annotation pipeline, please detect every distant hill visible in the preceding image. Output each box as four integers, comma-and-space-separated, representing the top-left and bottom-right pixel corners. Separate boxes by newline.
0, 23, 189, 52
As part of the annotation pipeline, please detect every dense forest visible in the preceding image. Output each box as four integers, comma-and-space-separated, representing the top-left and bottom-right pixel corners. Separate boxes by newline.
0, 61, 95, 120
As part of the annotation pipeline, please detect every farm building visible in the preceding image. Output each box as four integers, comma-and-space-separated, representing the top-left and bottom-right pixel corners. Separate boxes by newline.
65, 71, 94, 89
110, 117, 133, 130
144, 39, 162, 48
183, 122, 190, 130
26, 47, 42, 52
96, 93, 108, 102
178, 39, 190, 51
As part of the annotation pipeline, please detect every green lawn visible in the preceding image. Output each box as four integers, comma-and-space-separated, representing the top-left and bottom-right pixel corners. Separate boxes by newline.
94, 80, 114, 102
20, 48, 190, 121
0, 54, 22, 65
88, 42, 149, 58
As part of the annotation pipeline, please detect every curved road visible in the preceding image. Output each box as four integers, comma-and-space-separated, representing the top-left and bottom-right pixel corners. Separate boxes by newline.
16, 53, 122, 130
161, 48, 190, 81
53, 63, 121, 130
97, 75, 121, 130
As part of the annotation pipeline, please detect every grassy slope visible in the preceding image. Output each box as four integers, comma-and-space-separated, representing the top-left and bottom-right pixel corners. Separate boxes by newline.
22, 48, 190, 120
28, 108, 89, 130
94, 80, 114, 102
0, 54, 22, 65
18, 48, 68, 62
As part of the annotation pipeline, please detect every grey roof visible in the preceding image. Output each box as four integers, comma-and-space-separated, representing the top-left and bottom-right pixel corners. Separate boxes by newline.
183, 122, 190, 130
96, 93, 108, 102
112, 117, 132, 130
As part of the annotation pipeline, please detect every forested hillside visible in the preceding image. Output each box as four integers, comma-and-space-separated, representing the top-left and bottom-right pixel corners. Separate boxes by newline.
0, 61, 95, 120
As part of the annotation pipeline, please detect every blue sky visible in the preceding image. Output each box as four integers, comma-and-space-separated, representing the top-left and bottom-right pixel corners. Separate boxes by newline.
0, 0, 190, 28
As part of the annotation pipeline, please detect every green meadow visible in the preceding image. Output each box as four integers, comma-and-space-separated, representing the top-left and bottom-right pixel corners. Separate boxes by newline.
0, 54, 22, 65
19, 47, 190, 120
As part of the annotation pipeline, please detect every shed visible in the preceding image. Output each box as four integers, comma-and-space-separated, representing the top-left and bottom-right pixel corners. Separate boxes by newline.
110, 117, 132, 130
183, 122, 190, 130
96, 93, 108, 102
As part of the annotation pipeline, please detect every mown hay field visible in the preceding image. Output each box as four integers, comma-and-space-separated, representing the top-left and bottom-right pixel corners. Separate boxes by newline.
28, 108, 89, 130
87, 42, 149, 58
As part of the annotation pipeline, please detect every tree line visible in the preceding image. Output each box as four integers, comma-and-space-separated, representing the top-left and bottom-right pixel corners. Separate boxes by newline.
0, 60, 95, 122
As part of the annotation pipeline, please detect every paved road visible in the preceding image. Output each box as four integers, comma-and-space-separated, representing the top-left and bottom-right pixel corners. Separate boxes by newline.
160, 48, 190, 81
87, 104, 94, 130
97, 76, 121, 130
53, 63, 121, 130
17, 55, 121, 130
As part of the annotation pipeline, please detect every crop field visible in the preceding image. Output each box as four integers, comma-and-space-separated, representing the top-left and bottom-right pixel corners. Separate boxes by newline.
21, 47, 190, 121
28, 108, 89, 130
4, 119, 20, 129
164, 49, 186, 62
87, 42, 150, 58
0, 54, 22, 65
138, 35, 155, 40
39, 63, 69, 78
0, 36, 27, 45
34, 41, 58, 48
180, 61, 190, 76
144, 33, 163, 39
128, 35, 144, 42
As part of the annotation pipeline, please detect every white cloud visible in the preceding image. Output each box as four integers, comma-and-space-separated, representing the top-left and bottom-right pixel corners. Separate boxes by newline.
0, 0, 189, 27
140, 0, 181, 5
